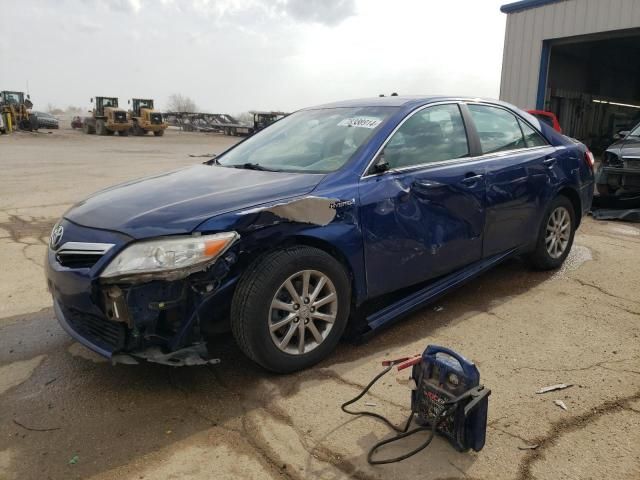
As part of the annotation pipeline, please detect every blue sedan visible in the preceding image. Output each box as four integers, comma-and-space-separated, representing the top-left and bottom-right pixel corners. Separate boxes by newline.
46, 96, 594, 372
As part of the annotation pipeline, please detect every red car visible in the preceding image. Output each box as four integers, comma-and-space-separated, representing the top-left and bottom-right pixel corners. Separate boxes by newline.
527, 110, 562, 133
71, 116, 83, 129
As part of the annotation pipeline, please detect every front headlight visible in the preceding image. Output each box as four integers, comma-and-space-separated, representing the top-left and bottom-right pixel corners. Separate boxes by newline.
100, 232, 239, 280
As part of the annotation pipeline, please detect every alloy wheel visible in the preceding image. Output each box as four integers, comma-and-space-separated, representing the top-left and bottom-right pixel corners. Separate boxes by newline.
268, 270, 338, 355
545, 206, 571, 259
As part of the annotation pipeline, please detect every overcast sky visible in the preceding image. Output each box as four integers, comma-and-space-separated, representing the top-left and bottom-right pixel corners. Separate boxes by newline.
2, 0, 508, 114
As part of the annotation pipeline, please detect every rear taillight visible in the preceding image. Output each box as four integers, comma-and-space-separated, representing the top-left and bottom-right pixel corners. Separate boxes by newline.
584, 150, 595, 171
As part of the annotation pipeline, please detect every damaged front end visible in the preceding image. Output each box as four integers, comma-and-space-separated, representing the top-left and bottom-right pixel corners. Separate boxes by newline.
596, 149, 640, 203
49, 227, 239, 366
99, 260, 234, 367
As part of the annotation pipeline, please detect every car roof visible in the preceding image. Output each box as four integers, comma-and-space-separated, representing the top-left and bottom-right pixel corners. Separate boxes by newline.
305, 95, 510, 110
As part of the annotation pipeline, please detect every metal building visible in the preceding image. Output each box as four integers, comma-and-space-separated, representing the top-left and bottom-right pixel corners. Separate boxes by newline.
499, 0, 640, 152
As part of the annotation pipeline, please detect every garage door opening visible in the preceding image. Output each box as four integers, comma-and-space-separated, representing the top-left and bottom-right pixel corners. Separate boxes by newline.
543, 29, 640, 154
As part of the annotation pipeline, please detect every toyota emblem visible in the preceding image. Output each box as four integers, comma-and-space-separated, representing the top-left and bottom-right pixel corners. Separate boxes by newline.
50, 224, 64, 250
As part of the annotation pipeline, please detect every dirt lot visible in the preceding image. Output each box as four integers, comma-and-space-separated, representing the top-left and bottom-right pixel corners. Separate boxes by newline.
0, 126, 639, 480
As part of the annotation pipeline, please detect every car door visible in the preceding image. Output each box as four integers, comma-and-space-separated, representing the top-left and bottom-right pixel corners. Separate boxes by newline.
358, 103, 486, 298
465, 103, 558, 257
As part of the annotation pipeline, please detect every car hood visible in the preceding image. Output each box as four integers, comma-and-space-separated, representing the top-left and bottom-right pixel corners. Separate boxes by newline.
619, 136, 640, 156
64, 165, 324, 238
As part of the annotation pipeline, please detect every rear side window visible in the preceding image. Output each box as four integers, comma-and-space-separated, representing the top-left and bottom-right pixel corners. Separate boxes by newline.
518, 120, 547, 148
384, 104, 469, 169
467, 104, 526, 154
532, 113, 554, 128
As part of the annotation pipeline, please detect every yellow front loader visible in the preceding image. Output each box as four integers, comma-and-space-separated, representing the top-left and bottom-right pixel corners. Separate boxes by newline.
129, 98, 167, 136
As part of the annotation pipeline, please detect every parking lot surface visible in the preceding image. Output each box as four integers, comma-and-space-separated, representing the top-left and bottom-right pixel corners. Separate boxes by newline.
1, 127, 639, 480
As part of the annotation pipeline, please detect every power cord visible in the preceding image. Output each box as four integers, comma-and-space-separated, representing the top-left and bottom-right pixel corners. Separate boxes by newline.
340, 362, 452, 465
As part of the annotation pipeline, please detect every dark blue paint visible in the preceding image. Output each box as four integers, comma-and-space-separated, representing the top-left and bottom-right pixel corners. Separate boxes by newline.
46, 96, 594, 360
65, 166, 324, 238
359, 160, 486, 297
365, 249, 517, 331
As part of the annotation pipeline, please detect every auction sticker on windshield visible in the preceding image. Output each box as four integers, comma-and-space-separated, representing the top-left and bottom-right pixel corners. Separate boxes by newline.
337, 117, 382, 129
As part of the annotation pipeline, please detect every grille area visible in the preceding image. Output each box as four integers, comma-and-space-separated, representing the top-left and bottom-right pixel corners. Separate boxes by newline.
114, 111, 128, 123
55, 242, 114, 269
150, 113, 162, 124
623, 158, 640, 170
56, 253, 104, 268
64, 307, 127, 351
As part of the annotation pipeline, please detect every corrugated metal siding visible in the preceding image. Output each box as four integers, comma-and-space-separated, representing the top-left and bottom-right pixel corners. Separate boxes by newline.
500, 0, 640, 109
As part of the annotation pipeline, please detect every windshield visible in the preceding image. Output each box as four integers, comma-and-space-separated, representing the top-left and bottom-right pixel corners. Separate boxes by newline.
628, 123, 640, 137
2, 92, 22, 104
217, 107, 397, 173
102, 98, 117, 108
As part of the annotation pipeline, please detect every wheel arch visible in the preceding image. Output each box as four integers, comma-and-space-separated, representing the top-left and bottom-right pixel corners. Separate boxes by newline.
268, 234, 364, 306
557, 186, 582, 227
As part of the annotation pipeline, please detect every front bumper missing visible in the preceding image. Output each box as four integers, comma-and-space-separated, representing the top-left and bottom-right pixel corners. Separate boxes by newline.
112, 344, 220, 367
54, 299, 220, 366
597, 165, 640, 197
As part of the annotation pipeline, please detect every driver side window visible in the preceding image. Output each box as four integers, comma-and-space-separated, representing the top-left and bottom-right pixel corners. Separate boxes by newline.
384, 104, 469, 169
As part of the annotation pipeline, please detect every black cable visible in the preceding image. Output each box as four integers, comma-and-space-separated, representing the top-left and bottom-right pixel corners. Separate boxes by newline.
341, 363, 412, 433
367, 405, 451, 464
340, 362, 454, 465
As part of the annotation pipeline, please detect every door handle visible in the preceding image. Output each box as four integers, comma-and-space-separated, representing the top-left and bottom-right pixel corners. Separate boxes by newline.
461, 174, 483, 186
543, 157, 557, 167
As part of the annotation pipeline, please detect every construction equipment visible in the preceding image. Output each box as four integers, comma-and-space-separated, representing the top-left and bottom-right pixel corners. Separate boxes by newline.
129, 98, 167, 137
250, 110, 286, 132
83, 97, 131, 136
222, 111, 287, 136
0, 91, 38, 132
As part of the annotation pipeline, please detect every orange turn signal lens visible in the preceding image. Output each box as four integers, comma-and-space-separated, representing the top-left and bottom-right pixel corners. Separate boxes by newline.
204, 239, 230, 257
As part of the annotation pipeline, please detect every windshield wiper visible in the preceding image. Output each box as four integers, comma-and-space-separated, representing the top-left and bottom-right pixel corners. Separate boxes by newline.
202, 155, 220, 166
231, 162, 276, 171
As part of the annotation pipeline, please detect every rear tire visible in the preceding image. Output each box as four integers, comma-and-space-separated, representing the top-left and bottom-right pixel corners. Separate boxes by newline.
29, 114, 39, 131
231, 246, 351, 373
119, 129, 129, 137
527, 195, 576, 270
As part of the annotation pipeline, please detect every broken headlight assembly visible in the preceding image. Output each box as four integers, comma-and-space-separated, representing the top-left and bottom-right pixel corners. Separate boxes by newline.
100, 232, 239, 282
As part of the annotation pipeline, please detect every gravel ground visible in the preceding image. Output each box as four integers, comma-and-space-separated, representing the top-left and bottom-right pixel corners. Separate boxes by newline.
0, 126, 638, 480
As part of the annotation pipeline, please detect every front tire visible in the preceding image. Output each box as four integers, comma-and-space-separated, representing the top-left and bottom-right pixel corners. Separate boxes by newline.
96, 120, 107, 136
153, 129, 164, 136
231, 246, 351, 373
527, 195, 576, 270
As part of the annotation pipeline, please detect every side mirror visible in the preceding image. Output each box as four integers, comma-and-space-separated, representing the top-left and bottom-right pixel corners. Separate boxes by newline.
372, 152, 390, 173
90, 98, 93, 103
128, 99, 130, 104
618, 130, 630, 139
27, 94, 30, 99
